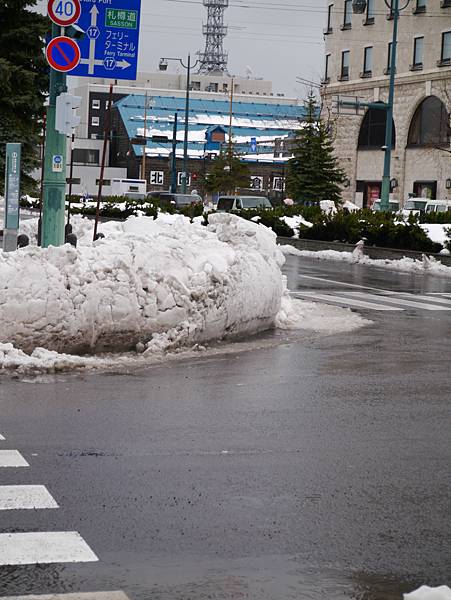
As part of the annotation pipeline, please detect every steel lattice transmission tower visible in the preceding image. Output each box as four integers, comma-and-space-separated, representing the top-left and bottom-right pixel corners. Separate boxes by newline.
197, 0, 229, 74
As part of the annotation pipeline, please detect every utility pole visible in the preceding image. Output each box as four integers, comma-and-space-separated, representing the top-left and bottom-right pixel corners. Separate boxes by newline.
41, 23, 68, 248
171, 113, 178, 193
182, 54, 191, 194
141, 90, 148, 183
380, 0, 400, 212
93, 82, 114, 241
228, 77, 234, 163
67, 132, 75, 227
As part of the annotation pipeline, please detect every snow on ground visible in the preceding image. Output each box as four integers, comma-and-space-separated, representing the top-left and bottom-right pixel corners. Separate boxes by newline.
276, 294, 368, 333
279, 245, 451, 277
1, 214, 369, 373
1, 214, 371, 373
404, 586, 451, 600
420, 223, 451, 245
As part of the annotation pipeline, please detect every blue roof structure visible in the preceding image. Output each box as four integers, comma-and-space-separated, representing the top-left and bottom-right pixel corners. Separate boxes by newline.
115, 94, 306, 162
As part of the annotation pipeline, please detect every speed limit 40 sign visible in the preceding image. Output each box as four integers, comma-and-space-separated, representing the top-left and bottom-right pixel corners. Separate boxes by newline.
47, 0, 81, 27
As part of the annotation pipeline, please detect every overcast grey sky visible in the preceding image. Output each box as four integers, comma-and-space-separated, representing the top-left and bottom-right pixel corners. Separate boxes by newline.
36, 0, 325, 98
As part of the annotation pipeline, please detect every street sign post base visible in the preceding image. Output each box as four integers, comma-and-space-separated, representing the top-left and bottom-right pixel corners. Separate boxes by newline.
2, 229, 18, 253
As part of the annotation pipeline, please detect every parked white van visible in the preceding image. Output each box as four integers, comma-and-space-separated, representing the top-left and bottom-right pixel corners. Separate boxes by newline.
403, 198, 451, 215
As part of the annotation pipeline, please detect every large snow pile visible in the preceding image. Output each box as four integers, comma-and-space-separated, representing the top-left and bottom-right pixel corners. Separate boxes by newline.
1, 213, 287, 354
405, 586, 451, 600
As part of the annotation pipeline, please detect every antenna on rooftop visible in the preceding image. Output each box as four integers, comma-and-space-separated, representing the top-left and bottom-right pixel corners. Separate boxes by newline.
197, 0, 229, 75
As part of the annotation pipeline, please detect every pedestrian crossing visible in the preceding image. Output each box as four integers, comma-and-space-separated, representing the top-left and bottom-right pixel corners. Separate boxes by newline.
293, 290, 451, 312
0, 432, 131, 599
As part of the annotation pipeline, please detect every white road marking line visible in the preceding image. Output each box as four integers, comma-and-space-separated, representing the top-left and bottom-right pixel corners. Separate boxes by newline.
0, 486, 59, 511
0, 435, 4, 441
293, 292, 403, 311
347, 291, 451, 311
296, 274, 392, 293
429, 292, 451, 296
394, 293, 451, 306
0, 593, 131, 600
0, 450, 29, 468
0, 532, 98, 565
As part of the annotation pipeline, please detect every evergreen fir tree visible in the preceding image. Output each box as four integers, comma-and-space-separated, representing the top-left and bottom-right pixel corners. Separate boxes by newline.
0, 0, 48, 193
286, 92, 346, 204
203, 150, 250, 195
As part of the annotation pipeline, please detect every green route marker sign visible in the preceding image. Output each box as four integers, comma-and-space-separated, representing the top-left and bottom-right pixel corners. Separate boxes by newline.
3, 143, 21, 252
105, 9, 138, 29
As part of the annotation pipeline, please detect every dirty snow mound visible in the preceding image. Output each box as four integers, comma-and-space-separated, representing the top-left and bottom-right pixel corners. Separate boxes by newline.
1, 213, 284, 354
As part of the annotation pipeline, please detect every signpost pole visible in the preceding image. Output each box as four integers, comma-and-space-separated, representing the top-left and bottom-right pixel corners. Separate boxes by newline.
3, 143, 22, 252
41, 22, 68, 248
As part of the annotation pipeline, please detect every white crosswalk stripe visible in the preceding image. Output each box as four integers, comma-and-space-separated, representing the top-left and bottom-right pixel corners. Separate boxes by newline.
293, 290, 451, 312
294, 291, 402, 311
0, 532, 98, 566
0, 593, 131, 600
0, 450, 29, 467
345, 291, 451, 311
0, 435, 5, 441
0, 486, 59, 511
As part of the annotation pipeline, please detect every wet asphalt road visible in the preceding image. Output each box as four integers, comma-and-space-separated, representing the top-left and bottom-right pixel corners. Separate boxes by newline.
0, 256, 451, 599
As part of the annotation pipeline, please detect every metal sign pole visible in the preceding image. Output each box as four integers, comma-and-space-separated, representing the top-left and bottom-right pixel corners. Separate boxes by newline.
3, 143, 21, 252
41, 22, 68, 248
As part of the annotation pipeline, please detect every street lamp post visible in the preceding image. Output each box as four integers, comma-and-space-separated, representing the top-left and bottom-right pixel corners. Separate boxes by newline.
349, 0, 410, 211
159, 55, 200, 193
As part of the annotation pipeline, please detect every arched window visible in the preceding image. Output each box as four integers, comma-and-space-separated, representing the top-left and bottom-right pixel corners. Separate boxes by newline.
408, 96, 450, 147
358, 106, 396, 150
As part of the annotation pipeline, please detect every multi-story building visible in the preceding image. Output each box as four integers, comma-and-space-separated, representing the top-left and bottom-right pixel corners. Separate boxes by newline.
67, 71, 294, 196
322, 0, 451, 207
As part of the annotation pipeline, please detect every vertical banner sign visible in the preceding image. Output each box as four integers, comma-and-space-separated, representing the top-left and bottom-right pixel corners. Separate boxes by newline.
4, 143, 21, 230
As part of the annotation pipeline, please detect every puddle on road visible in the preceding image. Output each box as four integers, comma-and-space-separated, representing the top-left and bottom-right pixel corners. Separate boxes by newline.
0, 561, 424, 600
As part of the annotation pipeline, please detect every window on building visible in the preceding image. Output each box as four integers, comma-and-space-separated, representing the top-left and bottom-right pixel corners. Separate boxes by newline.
342, 0, 352, 28
366, 0, 375, 22
439, 31, 451, 65
385, 41, 393, 73
326, 4, 333, 32
362, 46, 373, 76
441, 0, 451, 8
341, 50, 350, 79
414, 0, 426, 13
191, 81, 201, 91
412, 36, 424, 69
324, 54, 331, 82
91, 116, 100, 126
66, 177, 81, 185
91, 99, 100, 109
408, 96, 450, 146
73, 149, 100, 164
358, 106, 396, 150
95, 179, 111, 186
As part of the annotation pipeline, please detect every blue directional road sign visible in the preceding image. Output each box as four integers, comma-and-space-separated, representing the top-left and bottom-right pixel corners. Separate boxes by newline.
250, 137, 257, 153
70, 0, 141, 81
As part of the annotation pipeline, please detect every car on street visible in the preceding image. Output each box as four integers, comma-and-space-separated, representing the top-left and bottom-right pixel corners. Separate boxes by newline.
216, 195, 272, 212
147, 192, 203, 209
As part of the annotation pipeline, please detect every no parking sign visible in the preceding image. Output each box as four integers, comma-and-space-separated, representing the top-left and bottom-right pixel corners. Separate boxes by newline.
46, 36, 81, 72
